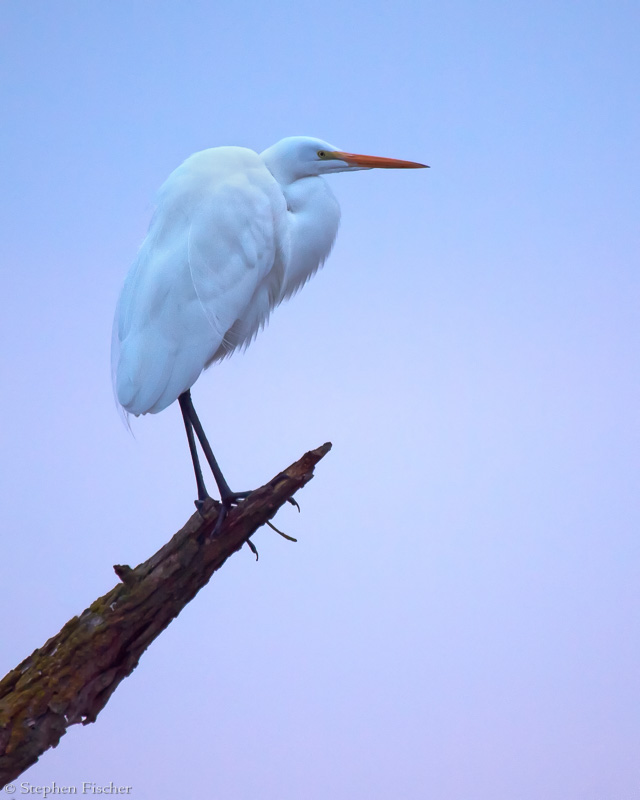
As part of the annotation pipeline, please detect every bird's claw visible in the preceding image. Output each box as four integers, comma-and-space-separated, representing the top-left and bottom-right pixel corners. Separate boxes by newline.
266, 520, 298, 542
287, 496, 300, 512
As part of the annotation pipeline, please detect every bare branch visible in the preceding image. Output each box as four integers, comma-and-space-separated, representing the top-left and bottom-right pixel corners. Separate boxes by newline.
0, 443, 332, 787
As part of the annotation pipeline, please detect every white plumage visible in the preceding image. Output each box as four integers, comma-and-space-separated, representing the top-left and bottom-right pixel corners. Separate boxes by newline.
111, 136, 426, 509
113, 138, 341, 416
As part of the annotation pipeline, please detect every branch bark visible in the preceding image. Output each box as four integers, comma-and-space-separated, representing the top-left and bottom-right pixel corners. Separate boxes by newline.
0, 442, 331, 787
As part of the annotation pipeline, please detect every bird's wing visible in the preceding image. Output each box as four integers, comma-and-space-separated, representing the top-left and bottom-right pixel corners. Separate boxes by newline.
184, 158, 289, 350
112, 148, 289, 416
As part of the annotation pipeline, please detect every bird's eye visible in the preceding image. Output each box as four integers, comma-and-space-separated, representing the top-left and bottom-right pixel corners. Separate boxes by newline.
317, 150, 327, 158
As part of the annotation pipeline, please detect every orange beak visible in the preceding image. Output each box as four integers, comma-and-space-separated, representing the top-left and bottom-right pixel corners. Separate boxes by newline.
331, 151, 429, 169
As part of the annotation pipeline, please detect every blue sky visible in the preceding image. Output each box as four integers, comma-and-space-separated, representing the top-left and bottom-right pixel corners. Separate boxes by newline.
1, 1, 639, 797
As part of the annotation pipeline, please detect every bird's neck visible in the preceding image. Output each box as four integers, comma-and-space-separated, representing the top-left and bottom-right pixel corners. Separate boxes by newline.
278, 176, 341, 299
279, 175, 322, 213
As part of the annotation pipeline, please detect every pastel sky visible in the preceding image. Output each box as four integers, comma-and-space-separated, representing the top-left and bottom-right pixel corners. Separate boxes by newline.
1, 1, 638, 797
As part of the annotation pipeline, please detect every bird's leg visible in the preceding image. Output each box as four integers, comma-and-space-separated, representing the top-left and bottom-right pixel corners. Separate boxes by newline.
179, 393, 210, 511
179, 391, 237, 533
179, 390, 238, 501
179, 390, 252, 538
179, 390, 297, 539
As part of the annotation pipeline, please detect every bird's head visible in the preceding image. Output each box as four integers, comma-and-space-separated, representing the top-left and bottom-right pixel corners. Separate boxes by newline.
261, 136, 428, 184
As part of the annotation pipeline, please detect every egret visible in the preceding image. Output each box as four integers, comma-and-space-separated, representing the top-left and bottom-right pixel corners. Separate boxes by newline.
112, 136, 427, 523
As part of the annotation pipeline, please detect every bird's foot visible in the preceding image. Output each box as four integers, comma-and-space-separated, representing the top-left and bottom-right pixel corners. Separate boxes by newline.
202, 489, 300, 551
193, 489, 252, 521
211, 490, 254, 535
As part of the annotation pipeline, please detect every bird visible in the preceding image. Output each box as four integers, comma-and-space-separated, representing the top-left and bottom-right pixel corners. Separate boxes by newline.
112, 136, 427, 524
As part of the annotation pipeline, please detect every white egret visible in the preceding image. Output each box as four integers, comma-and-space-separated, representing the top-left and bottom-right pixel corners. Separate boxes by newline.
112, 136, 427, 521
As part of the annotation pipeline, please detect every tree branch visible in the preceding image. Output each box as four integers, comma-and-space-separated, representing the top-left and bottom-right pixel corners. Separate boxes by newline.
0, 442, 331, 787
